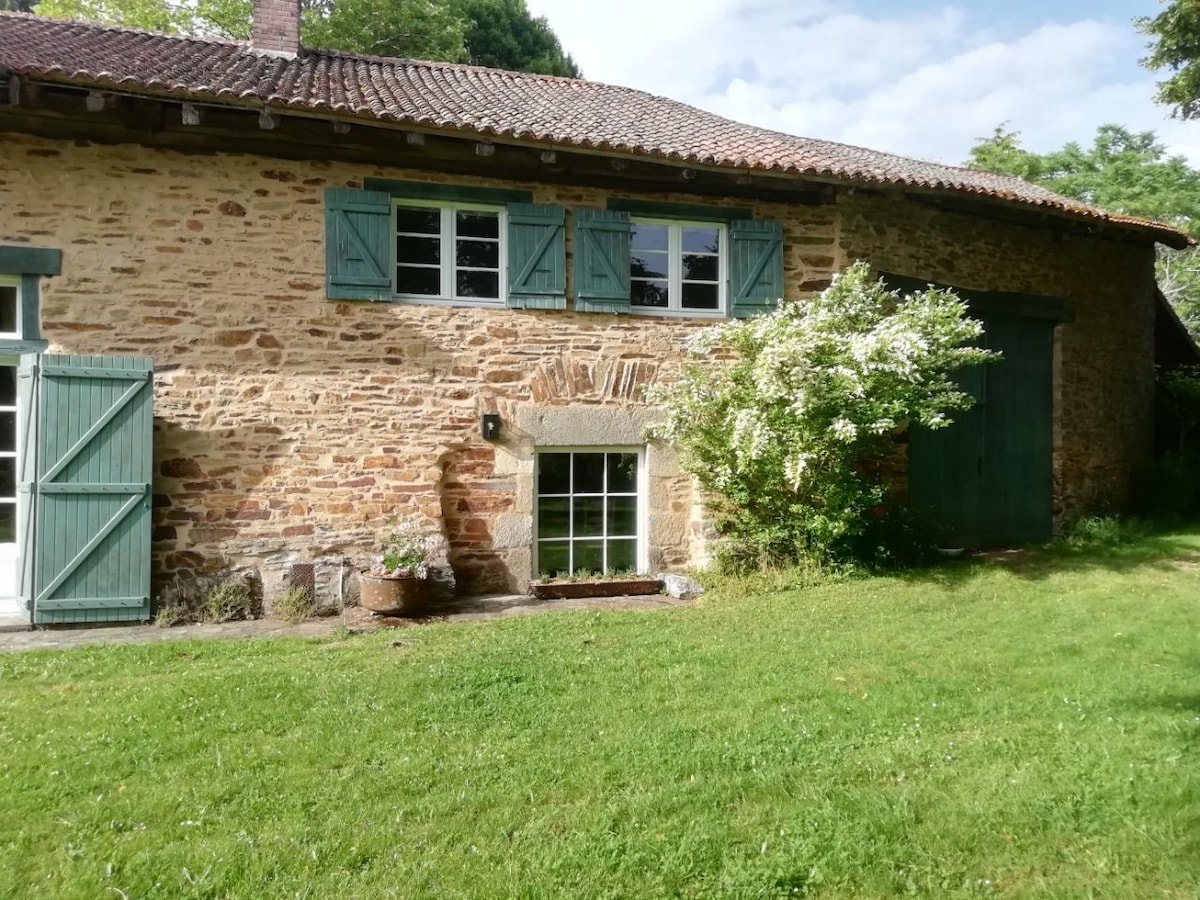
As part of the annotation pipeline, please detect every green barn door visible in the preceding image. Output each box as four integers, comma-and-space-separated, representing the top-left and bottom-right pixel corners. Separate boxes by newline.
32, 355, 153, 624
910, 312, 1053, 547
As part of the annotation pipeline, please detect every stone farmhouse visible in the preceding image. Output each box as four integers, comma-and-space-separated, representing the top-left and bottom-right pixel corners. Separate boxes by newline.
0, 3, 1190, 624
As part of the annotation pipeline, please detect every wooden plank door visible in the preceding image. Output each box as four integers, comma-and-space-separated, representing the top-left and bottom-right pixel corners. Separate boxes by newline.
909, 313, 1053, 547
32, 355, 153, 624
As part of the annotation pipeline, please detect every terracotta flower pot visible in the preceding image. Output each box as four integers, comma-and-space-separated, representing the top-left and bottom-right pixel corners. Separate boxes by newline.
359, 574, 428, 616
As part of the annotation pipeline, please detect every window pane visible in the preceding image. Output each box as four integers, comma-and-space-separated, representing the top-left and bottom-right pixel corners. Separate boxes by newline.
631, 252, 667, 281
456, 270, 500, 299
631, 280, 668, 308
538, 498, 570, 538
537, 541, 570, 577
607, 539, 637, 572
573, 453, 605, 493
396, 235, 440, 265
396, 206, 440, 234
681, 282, 720, 310
396, 266, 441, 296
631, 222, 668, 251
0, 367, 15, 406
538, 453, 571, 494
456, 239, 499, 269
607, 453, 637, 493
0, 504, 13, 543
683, 254, 718, 282
0, 413, 14, 453
456, 211, 499, 238
574, 540, 604, 574
682, 226, 720, 253
0, 286, 16, 335
0, 458, 14, 497
607, 496, 638, 537
573, 497, 605, 537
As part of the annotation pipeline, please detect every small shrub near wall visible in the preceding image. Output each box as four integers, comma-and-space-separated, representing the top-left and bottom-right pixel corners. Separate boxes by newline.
650, 261, 997, 570
273, 585, 317, 623
151, 571, 263, 626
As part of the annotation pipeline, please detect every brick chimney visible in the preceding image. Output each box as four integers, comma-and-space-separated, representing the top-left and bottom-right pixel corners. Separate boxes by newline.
251, 0, 300, 57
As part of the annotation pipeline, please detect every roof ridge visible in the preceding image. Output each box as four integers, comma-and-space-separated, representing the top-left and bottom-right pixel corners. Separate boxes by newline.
0, 9, 246, 50
301, 45, 591, 85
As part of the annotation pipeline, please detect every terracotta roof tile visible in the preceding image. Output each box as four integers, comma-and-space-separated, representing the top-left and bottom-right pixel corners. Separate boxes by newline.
0, 12, 1189, 247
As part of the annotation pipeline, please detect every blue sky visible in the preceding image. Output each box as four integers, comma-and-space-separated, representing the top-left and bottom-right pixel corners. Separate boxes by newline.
525, 1, 1195, 167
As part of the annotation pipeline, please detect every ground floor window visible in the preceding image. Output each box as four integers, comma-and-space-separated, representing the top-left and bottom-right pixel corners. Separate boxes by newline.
535, 449, 642, 576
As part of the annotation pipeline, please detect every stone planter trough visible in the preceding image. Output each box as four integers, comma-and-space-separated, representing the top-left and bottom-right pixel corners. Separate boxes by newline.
529, 578, 663, 601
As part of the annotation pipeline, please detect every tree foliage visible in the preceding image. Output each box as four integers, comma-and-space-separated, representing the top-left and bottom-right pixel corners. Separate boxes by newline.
29, 0, 579, 75
1137, 0, 1200, 120
648, 262, 997, 568
452, 0, 578, 76
967, 124, 1200, 337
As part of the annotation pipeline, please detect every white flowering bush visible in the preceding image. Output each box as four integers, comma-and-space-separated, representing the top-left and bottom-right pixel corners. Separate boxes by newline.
648, 261, 999, 567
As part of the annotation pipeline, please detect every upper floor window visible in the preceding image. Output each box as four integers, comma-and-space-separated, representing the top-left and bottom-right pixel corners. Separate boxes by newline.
0, 277, 19, 339
394, 201, 507, 304
629, 219, 726, 316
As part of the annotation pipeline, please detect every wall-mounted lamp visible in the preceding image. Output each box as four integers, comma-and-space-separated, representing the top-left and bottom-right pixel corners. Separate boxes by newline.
480, 413, 501, 440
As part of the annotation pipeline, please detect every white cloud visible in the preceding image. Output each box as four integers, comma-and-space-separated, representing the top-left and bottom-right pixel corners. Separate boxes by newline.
526, 0, 1199, 167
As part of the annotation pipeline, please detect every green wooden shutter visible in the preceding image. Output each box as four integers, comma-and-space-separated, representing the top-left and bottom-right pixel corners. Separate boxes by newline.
32, 355, 153, 624
507, 203, 566, 309
574, 208, 631, 313
730, 219, 784, 317
325, 188, 392, 300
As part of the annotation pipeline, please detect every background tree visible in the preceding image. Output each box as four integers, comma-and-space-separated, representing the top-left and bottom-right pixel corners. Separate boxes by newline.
451, 0, 578, 76
967, 124, 1200, 337
1137, 0, 1200, 119
30, 0, 578, 75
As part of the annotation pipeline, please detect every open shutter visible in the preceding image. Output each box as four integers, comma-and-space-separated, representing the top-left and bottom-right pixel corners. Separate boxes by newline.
325, 188, 392, 300
574, 208, 631, 313
32, 355, 153, 624
507, 203, 566, 309
730, 219, 784, 318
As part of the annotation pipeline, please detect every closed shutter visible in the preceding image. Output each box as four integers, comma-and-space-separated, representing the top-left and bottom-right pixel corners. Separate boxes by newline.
507, 203, 566, 309
574, 208, 631, 313
32, 355, 153, 624
729, 219, 784, 318
325, 188, 392, 300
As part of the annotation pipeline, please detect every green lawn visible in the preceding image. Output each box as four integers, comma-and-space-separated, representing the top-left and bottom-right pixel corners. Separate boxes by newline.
2, 536, 1199, 899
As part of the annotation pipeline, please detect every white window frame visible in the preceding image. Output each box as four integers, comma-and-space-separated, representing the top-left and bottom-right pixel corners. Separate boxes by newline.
0, 355, 20, 555
392, 199, 507, 307
629, 217, 727, 318
533, 446, 647, 577
0, 276, 21, 340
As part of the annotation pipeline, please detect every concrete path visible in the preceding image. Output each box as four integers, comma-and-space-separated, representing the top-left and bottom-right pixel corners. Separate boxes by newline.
0, 592, 692, 654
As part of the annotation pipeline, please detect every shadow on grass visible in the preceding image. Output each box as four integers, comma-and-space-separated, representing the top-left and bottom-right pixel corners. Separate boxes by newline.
897, 531, 1200, 588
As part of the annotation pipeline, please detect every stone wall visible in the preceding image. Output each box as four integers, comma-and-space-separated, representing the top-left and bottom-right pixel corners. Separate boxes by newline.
0, 132, 1158, 606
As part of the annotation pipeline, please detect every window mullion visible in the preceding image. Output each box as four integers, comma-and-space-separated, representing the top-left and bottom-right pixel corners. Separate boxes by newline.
669, 225, 681, 312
